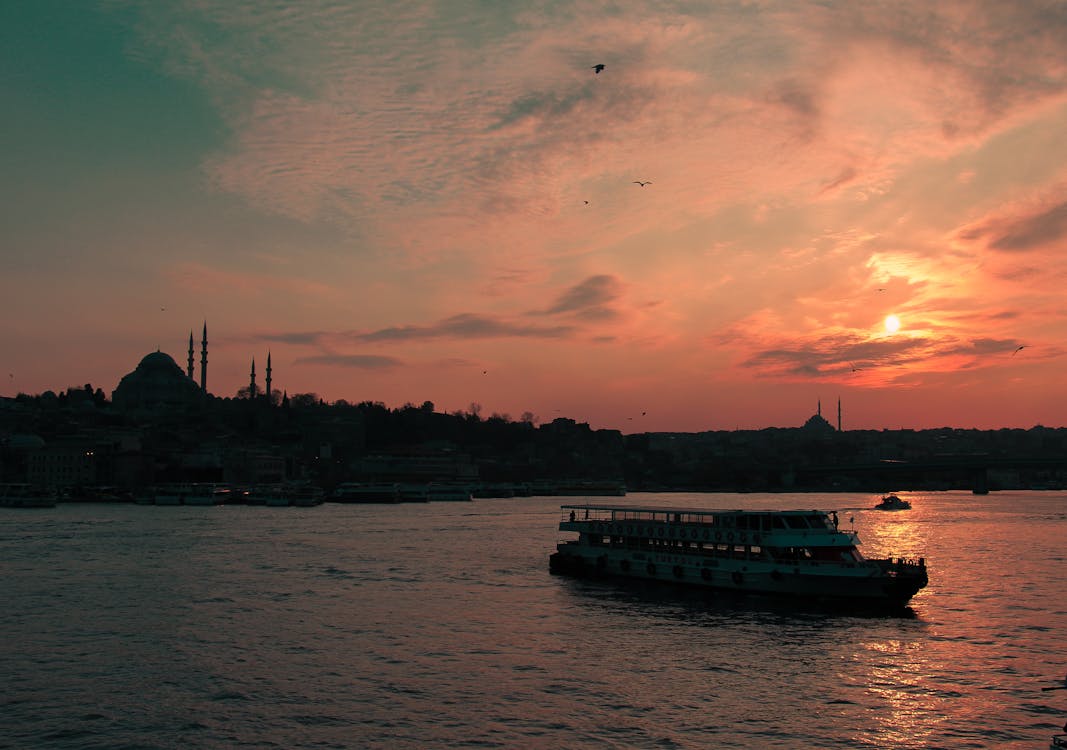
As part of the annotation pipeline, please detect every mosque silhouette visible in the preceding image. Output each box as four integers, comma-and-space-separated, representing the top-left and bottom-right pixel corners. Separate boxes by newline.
112, 323, 272, 411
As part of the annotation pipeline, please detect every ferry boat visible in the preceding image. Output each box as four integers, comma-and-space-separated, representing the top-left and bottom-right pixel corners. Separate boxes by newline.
549, 504, 928, 608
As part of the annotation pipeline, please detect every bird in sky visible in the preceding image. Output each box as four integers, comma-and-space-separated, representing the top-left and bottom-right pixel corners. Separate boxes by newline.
1013, 345, 1026, 356
633, 181, 652, 187
592, 64, 605, 74
849, 362, 862, 372
583, 200, 589, 204
877, 288, 886, 292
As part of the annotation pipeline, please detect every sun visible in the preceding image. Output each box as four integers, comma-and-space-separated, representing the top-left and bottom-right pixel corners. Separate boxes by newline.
884, 314, 901, 334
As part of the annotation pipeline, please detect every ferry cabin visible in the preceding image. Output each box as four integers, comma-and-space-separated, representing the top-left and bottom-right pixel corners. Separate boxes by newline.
551, 504, 928, 606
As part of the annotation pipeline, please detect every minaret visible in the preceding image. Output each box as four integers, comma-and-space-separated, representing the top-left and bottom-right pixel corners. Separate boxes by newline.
837, 398, 842, 432
187, 331, 194, 379
249, 358, 257, 399
200, 322, 208, 392
817, 398, 821, 417
265, 351, 272, 401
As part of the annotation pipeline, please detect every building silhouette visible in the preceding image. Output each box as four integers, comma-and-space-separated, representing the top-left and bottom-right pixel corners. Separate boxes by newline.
111, 351, 205, 412
112, 323, 212, 411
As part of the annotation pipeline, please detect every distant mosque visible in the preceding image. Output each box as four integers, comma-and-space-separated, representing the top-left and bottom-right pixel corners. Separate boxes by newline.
112, 323, 274, 411
802, 398, 842, 433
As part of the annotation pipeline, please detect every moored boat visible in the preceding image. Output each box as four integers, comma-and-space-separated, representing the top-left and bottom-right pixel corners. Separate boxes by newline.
330, 482, 401, 503
397, 483, 430, 502
245, 482, 324, 506
154, 483, 229, 505
549, 504, 928, 608
0, 483, 57, 508
426, 483, 473, 501
288, 484, 325, 507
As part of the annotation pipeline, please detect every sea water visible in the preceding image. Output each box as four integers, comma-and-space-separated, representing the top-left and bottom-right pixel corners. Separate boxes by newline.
2, 491, 1065, 749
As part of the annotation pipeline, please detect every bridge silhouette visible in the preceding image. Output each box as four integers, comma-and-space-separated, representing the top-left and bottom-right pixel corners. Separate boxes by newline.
794, 454, 1067, 493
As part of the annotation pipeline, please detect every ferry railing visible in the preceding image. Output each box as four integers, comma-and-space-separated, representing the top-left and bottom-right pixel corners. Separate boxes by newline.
558, 506, 848, 535
873, 557, 927, 576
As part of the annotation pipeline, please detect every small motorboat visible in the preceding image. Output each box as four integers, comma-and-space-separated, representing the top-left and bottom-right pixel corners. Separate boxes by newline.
874, 494, 911, 511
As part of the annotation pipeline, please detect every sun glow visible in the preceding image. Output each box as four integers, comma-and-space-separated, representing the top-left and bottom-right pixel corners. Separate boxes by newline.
884, 315, 901, 334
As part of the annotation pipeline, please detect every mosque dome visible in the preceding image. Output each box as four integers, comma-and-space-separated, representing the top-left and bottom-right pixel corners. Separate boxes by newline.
137, 351, 184, 374
802, 413, 836, 433
112, 350, 204, 412
800, 400, 837, 433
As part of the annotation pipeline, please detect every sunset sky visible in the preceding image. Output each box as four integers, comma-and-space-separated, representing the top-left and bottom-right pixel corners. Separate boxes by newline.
3, 1, 1066, 432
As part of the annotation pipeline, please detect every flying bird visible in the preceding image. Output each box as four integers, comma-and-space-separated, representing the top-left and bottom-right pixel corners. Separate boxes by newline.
592, 64, 605, 74
849, 362, 862, 373
633, 181, 652, 187
1012, 345, 1026, 356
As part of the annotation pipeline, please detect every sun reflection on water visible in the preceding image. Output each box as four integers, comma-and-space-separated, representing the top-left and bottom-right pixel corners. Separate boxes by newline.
854, 638, 951, 748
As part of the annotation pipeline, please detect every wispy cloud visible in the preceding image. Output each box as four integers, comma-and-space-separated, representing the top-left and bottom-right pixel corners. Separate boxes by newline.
11, 1, 1067, 429
539, 274, 623, 317
962, 199, 1067, 252
294, 353, 402, 369
360, 313, 576, 342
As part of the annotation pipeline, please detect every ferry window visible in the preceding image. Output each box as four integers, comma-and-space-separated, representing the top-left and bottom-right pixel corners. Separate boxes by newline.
784, 516, 808, 529
750, 545, 762, 556
772, 517, 787, 529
